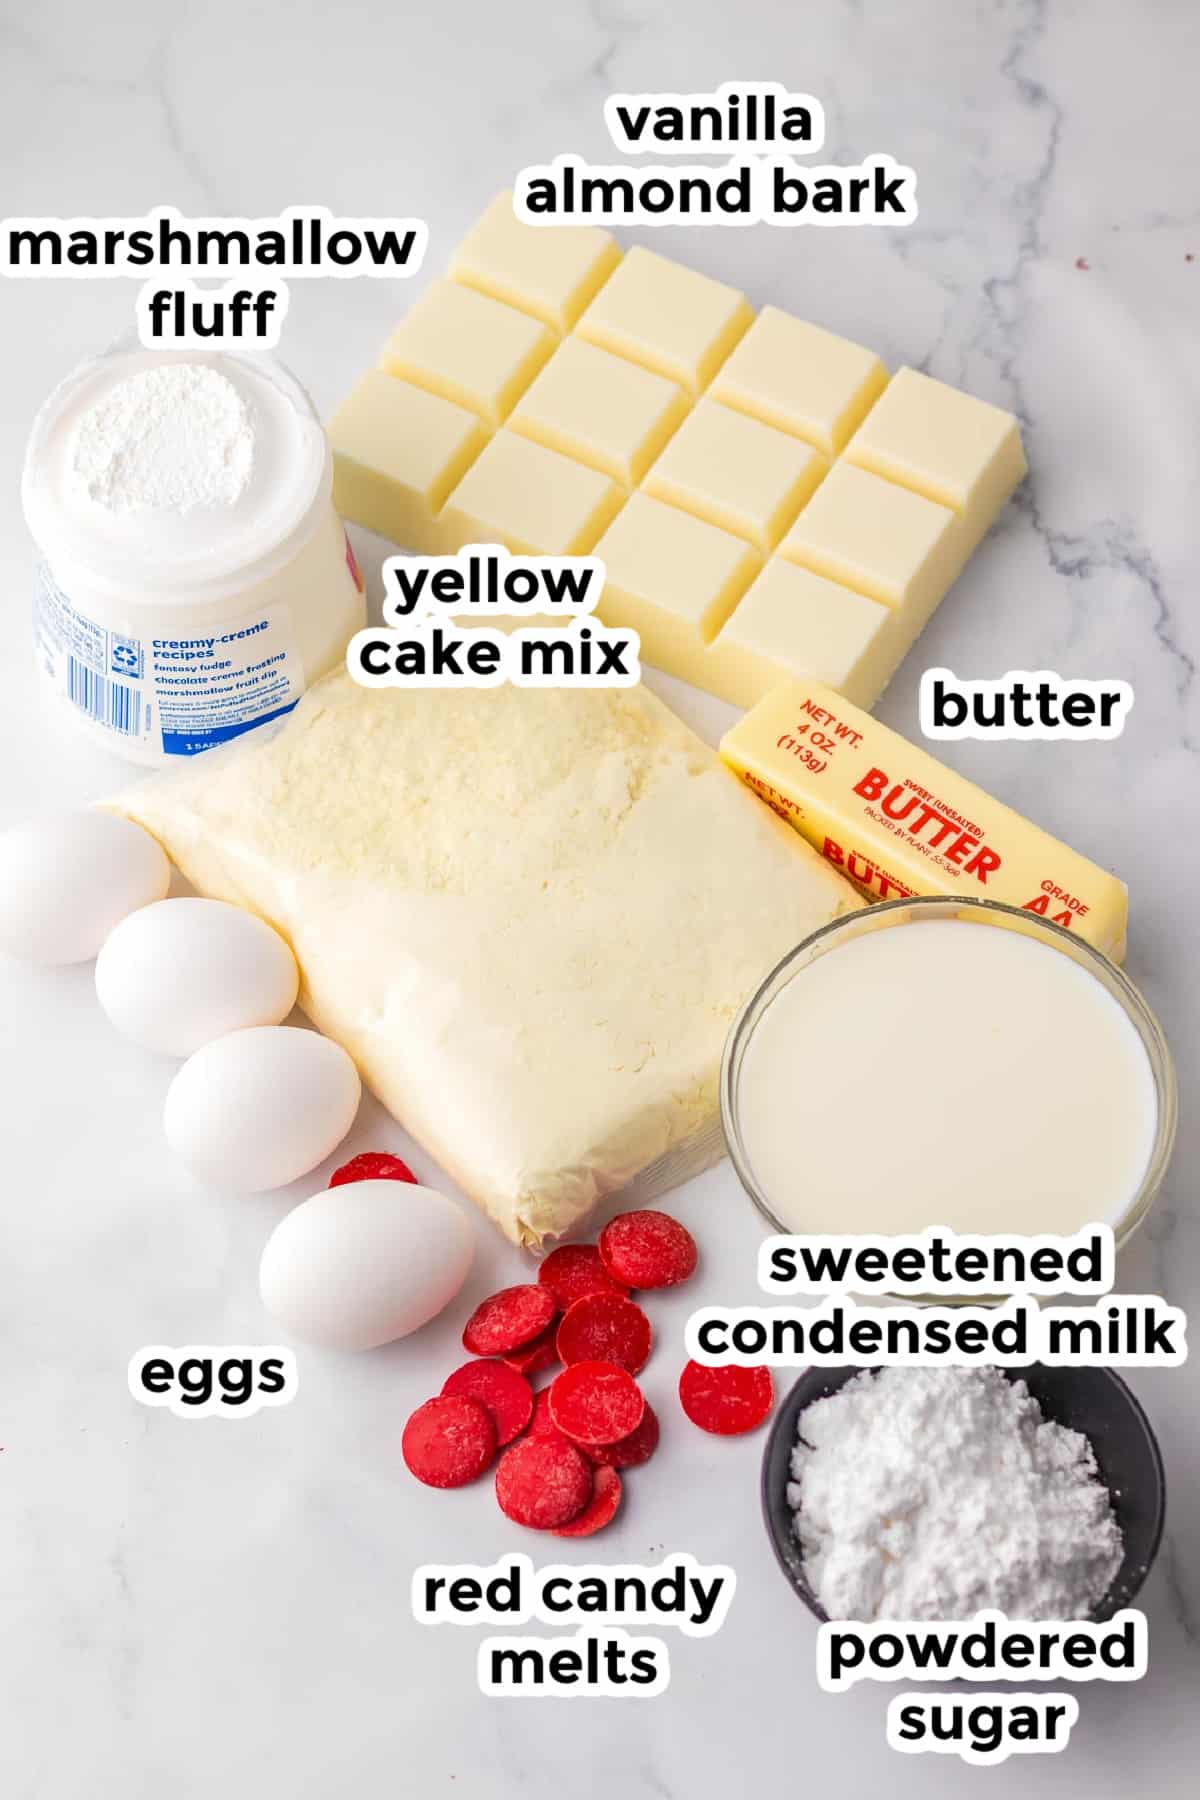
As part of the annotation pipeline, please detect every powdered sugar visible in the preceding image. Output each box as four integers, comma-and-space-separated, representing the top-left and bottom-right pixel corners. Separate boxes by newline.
789, 1366, 1123, 1621
72, 362, 254, 514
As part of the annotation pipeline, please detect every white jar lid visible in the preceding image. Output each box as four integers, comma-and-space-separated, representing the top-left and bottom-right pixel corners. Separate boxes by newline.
22, 343, 329, 607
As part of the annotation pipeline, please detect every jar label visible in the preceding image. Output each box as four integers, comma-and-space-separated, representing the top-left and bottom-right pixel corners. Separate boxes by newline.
34, 562, 303, 756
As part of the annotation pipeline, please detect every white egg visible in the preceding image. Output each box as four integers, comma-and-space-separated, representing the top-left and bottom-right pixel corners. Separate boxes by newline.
259, 1179, 474, 1350
0, 810, 170, 964
164, 1026, 361, 1191
96, 897, 299, 1056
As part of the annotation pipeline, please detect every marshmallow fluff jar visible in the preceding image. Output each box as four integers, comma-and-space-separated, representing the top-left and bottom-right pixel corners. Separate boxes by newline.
721, 898, 1175, 1259
22, 343, 365, 765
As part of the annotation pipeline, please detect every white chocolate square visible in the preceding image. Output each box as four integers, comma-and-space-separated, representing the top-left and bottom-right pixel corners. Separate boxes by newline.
642, 399, 827, 550
329, 371, 490, 552
575, 246, 753, 393
326, 197, 1029, 711
381, 279, 555, 425
708, 560, 893, 710
710, 306, 888, 455
778, 462, 965, 619
450, 191, 622, 331
508, 337, 689, 485
593, 492, 760, 674
439, 430, 624, 557
845, 365, 1026, 543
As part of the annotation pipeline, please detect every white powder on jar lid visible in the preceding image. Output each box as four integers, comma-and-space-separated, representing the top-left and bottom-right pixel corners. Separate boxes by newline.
72, 362, 255, 514
788, 1366, 1123, 1621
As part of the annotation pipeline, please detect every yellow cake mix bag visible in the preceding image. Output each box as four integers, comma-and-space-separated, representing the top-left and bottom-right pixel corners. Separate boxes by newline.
110, 670, 859, 1245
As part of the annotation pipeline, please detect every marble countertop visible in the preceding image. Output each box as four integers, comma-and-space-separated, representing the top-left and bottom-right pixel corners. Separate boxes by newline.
2, 1, 1198, 1794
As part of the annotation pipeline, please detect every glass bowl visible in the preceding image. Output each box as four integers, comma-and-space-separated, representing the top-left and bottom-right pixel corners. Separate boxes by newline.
720, 895, 1176, 1257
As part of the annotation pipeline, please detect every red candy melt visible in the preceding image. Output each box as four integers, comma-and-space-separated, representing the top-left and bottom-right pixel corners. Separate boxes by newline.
678, 1361, 774, 1436
441, 1360, 533, 1446
402, 1394, 496, 1488
528, 1387, 561, 1437
502, 1321, 560, 1378
556, 1291, 652, 1374
462, 1284, 556, 1356
549, 1360, 645, 1446
599, 1209, 697, 1289
587, 1401, 660, 1469
538, 1244, 629, 1309
552, 1465, 622, 1537
330, 1150, 417, 1186
410, 1209, 698, 1532
495, 1434, 593, 1529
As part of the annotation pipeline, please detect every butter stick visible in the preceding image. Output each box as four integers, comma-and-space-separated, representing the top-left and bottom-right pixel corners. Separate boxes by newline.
720, 680, 1128, 962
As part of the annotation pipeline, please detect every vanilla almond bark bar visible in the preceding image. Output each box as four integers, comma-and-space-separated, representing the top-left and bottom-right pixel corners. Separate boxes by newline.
329, 194, 1026, 709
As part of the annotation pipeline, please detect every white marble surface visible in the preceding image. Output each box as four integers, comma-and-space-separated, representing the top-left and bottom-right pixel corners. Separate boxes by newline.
2, 2, 1198, 1794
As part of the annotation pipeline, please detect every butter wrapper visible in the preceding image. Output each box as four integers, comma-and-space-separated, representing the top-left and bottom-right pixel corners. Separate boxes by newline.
720, 679, 1128, 963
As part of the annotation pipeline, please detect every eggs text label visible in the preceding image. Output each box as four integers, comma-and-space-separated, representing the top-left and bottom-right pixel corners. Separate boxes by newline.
128, 1344, 298, 1417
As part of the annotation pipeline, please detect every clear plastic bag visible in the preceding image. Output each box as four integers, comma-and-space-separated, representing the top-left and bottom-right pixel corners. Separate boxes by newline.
110, 670, 859, 1245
